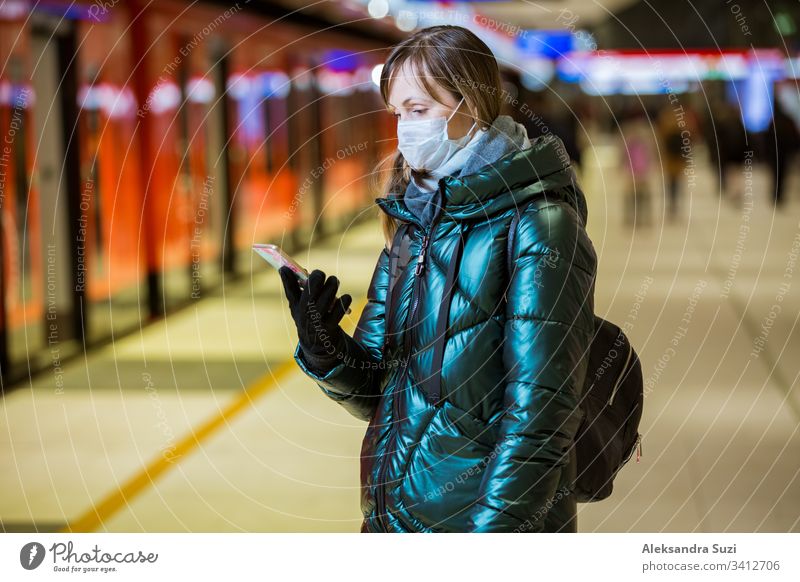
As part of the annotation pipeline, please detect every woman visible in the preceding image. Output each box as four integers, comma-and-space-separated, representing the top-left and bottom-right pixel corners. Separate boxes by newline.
279, 25, 597, 533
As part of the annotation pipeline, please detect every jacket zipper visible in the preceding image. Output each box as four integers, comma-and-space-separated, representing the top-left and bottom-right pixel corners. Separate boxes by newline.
374, 224, 434, 532
406, 231, 430, 343
607, 341, 633, 406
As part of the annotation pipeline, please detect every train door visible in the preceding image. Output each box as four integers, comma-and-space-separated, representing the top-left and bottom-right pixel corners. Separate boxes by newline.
157, 31, 227, 309
0, 16, 72, 388
184, 40, 228, 297
285, 62, 322, 247
213, 46, 236, 278
0, 40, 43, 386
30, 25, 80, 382
73, 14, 147, 344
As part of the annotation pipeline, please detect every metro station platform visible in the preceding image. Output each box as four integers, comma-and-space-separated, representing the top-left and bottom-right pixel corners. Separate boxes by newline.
2, 145, 798, 533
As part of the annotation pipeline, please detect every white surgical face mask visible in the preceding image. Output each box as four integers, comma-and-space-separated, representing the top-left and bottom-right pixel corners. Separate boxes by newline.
396, 97, 476, 172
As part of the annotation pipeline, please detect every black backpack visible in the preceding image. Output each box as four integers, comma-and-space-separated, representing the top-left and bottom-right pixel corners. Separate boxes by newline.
384, 198, 644, 504
506, 205, 644, 503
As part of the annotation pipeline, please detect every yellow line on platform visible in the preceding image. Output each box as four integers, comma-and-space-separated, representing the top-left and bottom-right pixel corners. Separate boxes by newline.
62, 298, 367, 533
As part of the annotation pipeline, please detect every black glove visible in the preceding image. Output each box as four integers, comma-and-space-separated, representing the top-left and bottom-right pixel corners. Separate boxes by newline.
279, 267, 353, 372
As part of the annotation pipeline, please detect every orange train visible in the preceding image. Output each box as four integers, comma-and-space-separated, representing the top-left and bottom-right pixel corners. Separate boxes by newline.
0, 0, 396, 387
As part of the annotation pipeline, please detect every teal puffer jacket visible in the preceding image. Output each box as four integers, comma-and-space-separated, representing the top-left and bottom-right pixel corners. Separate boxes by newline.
294, 135, 597, 533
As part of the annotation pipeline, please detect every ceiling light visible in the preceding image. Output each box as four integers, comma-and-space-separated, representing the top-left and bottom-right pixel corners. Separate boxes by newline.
367, 0, 389, 19
395, 10, 417, 32
371, 64, 383, 87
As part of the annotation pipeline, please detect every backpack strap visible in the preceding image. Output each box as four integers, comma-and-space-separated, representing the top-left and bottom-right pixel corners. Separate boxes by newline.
506, 207, 523, 283
504, 190, 568, 283
421, 231, 465, 406
504, 198, 541, 299
383, 222, 411, 357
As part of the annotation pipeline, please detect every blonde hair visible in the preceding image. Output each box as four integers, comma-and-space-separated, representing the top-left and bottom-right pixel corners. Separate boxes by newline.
373, 25, 503, 248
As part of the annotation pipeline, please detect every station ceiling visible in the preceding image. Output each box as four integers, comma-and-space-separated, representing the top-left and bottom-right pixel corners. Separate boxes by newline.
262, 0, 638, 32
462, 0, 638, 29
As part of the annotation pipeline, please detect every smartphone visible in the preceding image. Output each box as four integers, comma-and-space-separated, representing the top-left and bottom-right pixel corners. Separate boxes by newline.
253, 243, 309, 284
253, 244, 350, 314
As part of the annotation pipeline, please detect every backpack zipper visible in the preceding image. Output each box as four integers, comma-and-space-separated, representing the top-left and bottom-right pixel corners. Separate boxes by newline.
621, 432, 643, 467
374, 223, 433, 532
607, 341, 633, 406
636, 433, 643, 462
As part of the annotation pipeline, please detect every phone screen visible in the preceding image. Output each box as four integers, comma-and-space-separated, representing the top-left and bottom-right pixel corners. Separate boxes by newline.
252, 244, 309, 282
253, 244, 350, 314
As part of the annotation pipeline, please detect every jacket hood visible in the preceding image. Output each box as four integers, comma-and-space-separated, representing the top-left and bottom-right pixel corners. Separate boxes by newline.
377, 133, 588, 227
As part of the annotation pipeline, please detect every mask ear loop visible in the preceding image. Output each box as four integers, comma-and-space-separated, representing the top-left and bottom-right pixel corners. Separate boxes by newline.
463, 120, 478, 141
447, 96, 477, 143
446, 96, 465, 123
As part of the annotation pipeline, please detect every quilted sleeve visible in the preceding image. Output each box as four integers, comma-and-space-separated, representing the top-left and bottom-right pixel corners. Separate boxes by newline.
294, 248, 391, 422
467, 201, 596, 532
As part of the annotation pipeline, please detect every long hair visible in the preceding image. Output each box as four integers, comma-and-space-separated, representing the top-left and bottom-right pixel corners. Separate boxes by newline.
374, 25, 503, 248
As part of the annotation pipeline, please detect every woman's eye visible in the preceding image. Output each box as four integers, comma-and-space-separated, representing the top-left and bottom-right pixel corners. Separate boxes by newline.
412, 109, 426, 115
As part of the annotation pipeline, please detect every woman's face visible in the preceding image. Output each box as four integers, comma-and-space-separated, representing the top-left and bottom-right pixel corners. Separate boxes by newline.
386, 62, 475, 140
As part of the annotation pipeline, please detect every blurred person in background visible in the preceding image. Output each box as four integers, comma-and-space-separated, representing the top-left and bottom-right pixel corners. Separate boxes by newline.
620, 109, 655, 227
708, 101, 749, 206
765, 100, 800, 208
656, 104, 696, 221
522, 92, 583, 174
279, 25, 596, 533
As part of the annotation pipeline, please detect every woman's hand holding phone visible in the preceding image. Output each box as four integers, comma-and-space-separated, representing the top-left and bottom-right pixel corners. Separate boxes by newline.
279, 267, 353, 370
